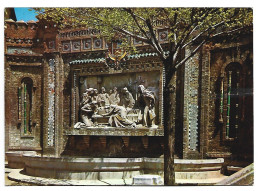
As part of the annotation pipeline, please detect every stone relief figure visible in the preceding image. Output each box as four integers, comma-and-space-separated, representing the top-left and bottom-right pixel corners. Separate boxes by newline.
81, 88, 95, 105
137, 85, 156, 127
81, 89, 89, 106
80, 101, 97, 127
103, 105, 136, 128
109, 87, 120, 105
96, 100, 110, 115
119, 87, 135, 110
97, 87, 110, 106
93, 88, 98, 101
74, 88, 98, 128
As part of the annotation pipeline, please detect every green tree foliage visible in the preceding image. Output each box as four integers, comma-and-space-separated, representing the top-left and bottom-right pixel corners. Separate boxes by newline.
35, 8, 252, 72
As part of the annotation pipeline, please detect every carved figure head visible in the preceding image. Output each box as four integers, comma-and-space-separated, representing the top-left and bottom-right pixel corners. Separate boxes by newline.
101, 86, 106, 93
88, 88, 94, 95
94, 89, 98, 95
138, 85, 145, 93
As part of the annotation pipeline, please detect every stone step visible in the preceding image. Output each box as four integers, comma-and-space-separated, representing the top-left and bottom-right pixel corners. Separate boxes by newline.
216, 163, 254, 185
175, 170, 223, 179
227, 166, 243, 173
176, 175, 227, 185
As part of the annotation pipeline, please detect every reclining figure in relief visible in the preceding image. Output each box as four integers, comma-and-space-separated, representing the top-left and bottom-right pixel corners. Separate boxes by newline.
102, 104, 136, 128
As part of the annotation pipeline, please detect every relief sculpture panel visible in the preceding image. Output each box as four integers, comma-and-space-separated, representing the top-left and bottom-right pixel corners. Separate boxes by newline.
74, 71, 161, 129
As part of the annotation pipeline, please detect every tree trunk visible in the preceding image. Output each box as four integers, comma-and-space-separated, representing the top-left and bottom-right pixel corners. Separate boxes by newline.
163, 61, 177, 185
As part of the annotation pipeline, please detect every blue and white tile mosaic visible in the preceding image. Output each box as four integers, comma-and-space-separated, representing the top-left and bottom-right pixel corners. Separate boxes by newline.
47, 59, 55, 147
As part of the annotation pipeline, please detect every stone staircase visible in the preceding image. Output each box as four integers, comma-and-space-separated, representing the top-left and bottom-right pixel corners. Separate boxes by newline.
215, 163, 254, 185
5, 151, 229, 185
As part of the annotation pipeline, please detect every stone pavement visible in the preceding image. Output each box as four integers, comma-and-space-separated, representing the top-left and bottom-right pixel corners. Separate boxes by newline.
5, 163, 33, 186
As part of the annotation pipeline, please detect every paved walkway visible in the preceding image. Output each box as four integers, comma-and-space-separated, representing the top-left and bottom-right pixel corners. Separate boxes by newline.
5, 165, 33, 186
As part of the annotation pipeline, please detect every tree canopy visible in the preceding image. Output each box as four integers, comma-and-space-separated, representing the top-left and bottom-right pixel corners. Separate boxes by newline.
34, 7, 253, 185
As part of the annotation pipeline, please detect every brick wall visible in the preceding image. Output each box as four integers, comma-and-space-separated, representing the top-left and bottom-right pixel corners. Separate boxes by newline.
204, 43, 253, 162
5, 62, 43, 151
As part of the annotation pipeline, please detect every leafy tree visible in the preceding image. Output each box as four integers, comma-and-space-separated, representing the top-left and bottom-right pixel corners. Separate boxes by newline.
35, 8, 253, 185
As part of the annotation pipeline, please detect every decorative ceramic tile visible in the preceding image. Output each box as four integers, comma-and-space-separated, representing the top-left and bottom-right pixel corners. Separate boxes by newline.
93, 38, 102, 49
184, 52, 199, 151
159, 30, 168, 41
83, 39, 92, 50
72, 40, 81, 51
62, 41, 71, 52
48, 41, 55, 50
73, 72, 77, 123
47, 59, 55, 147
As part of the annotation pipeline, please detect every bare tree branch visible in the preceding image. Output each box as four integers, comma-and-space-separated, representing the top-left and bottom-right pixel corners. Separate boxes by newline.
123, 8, 151, 43
170, 9, 211, 54
123, 8, 146, 21
211, 25, 250, 38
146, 18, 167, 60
115, 27, 149, 43
182, 21, 225, 49
174, 38, 207, 69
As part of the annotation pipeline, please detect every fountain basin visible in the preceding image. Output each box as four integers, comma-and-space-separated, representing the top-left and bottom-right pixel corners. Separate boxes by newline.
6, 151, 38, 169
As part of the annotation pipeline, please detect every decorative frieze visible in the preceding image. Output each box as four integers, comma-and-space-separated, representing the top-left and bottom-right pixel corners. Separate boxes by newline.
58, 29, 101, 39
61, 38, 104, 53
7, 46, 34, 55
6, 56, 43, 64
77, 62, 163, 76
5, 38, 36, 45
